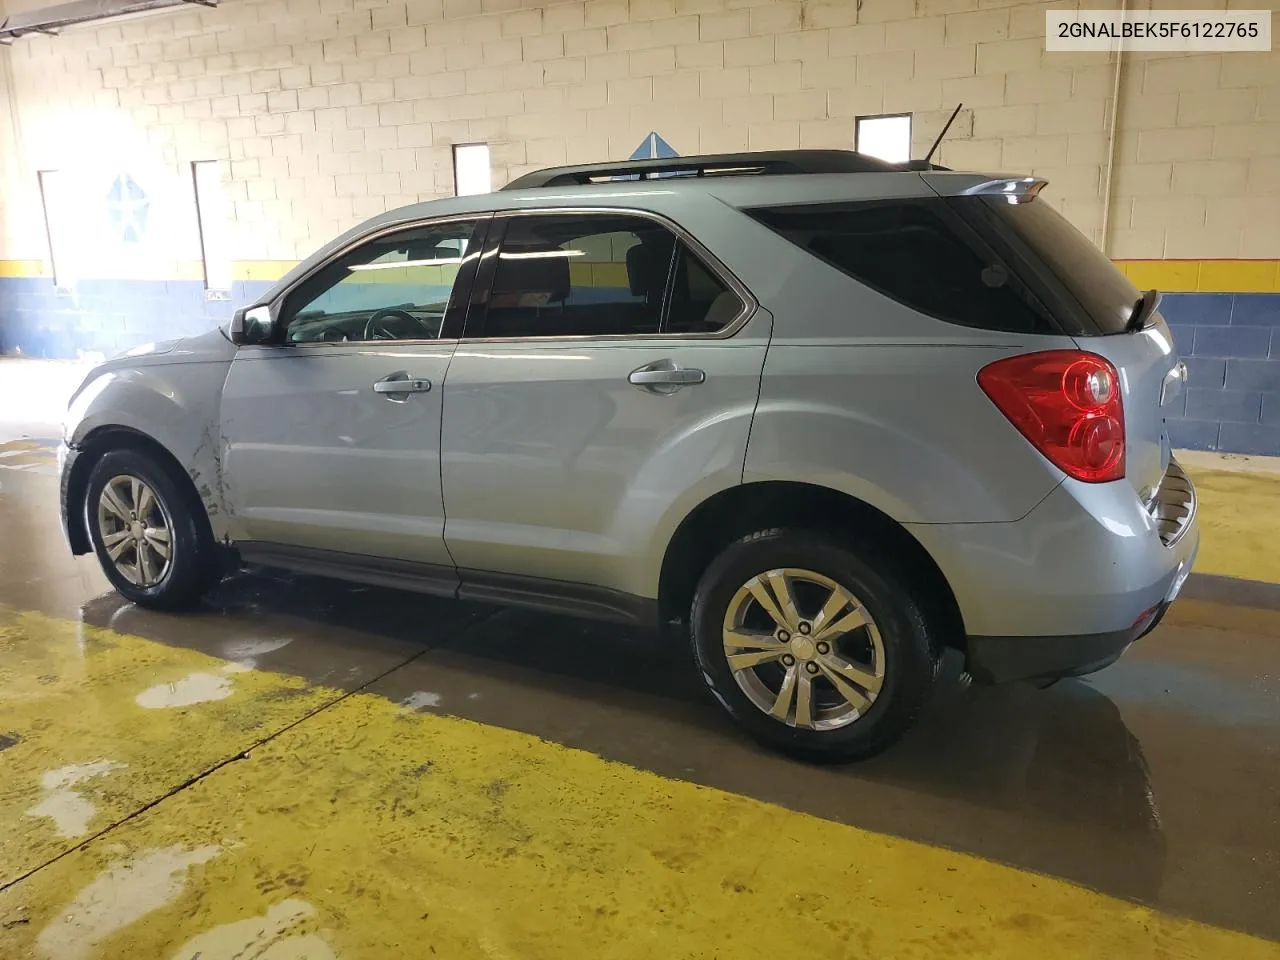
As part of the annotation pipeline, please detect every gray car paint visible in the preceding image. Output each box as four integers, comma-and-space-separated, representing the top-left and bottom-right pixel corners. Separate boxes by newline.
440, 323, 772, 598
908, 474, 1198, 637
63, 327, 237, 538
219, 342, 457, 565
60, 170, 1196, 647
1076, 317, 1180, 501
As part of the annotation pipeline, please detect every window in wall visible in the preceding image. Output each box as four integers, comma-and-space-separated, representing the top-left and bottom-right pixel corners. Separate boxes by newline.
453, 143, 492, 197
37, 170, 81, 292
282, 220, 482, 343
746, 200, 1054, 335
473, 214, 742, 339
855, 114, 912, 164
191, 160, 233, 299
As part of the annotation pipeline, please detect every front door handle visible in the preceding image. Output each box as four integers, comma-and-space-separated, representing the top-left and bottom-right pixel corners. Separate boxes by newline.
373, 372, 432, 401
628, 360, 706, 393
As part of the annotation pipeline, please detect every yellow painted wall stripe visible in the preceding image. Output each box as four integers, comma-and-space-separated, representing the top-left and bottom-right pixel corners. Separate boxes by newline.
233, 260, 298, 282
1115, 260, 1280, 294
0, 260, 46, 278
2, 259, 1279, 292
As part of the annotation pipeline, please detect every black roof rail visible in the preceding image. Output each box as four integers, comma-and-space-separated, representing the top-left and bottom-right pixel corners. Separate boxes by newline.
500, 149, 944, 190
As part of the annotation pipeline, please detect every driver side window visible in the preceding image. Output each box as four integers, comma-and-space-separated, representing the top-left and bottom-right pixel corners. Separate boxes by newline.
281, 220, 482, 343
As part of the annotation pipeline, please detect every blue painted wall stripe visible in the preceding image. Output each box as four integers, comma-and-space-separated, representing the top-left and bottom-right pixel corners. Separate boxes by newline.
1157, 291, 1280, 455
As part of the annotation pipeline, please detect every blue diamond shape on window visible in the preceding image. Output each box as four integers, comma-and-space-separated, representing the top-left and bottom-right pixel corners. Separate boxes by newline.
106, 174, 149, 243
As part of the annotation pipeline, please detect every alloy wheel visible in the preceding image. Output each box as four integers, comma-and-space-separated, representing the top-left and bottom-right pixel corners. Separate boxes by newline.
721, 567, 886, 731
97, 474, 173, 588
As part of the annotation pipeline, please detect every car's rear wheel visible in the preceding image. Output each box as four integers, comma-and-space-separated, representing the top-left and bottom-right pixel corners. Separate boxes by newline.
85, 448, 218, 609
690, 528, 940, 762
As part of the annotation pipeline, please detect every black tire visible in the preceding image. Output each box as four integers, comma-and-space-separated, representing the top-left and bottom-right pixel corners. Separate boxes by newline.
85, 448, 218, 610
689, 528, 940, 763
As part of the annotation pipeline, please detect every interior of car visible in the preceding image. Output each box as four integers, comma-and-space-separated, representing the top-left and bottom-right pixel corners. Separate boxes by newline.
284, 233, 469, 343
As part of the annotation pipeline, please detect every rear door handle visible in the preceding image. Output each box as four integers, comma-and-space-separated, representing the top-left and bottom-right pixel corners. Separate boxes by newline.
628, 360, 706, 393
373, 372, 432, 400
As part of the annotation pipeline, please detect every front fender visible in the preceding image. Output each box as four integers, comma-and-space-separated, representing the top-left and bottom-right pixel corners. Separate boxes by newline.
65, 362, 233, 540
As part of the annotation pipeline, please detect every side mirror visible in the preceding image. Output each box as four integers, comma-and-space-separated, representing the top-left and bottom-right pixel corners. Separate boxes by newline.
229, 305, 275, 345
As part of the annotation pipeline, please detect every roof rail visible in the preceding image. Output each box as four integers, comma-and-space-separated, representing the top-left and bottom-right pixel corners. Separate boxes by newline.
501, 149, 929, 191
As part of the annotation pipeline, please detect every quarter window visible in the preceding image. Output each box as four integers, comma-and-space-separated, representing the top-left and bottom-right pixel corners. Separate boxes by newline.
471, 213, 743, 339
281, 220, 482, 343
666, 242, 743, 335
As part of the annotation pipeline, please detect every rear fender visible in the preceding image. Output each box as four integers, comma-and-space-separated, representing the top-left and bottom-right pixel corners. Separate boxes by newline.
744, 342, 1075, 523
616, 400, 762, 598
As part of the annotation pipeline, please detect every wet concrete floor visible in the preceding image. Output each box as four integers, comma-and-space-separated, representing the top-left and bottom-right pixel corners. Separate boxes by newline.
1, 439, 1278, 958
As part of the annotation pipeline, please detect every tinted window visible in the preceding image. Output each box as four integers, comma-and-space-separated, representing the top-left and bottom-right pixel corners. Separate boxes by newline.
747, 200, 1054, 335
973, 197, 1138, 335
477, 214, 673, 339
472, 214, 743, 339
283, 221, 479, 343
666, 242, 744, 334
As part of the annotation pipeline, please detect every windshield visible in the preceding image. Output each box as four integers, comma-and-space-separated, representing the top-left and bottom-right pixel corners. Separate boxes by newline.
976, 197, 1139, 335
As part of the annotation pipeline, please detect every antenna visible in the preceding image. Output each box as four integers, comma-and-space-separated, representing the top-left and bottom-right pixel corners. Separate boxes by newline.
923, 103, 963, 167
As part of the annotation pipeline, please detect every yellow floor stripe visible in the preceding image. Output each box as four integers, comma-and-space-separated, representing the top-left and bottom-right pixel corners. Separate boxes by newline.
1186, 467, 1280, 585
0, 606, 338, 887
0, 609, 1275, 958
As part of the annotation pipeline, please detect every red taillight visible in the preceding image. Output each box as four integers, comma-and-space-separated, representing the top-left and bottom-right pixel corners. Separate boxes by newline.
978, 350, 1125, 483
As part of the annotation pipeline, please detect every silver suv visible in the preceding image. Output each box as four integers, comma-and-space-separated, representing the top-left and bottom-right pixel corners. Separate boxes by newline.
58, 150, 1198, 761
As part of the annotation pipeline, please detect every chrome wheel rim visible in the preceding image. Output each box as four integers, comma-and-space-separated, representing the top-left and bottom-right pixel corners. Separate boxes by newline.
722, 568, 885, 731
97, 475, 173, 588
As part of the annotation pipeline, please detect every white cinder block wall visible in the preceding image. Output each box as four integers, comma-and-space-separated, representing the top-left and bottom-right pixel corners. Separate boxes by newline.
0, 0, 1277, 266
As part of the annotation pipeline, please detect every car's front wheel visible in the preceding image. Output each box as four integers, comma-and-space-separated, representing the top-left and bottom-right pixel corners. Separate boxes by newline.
690, 528, 940, 762
85, 448, 218, 609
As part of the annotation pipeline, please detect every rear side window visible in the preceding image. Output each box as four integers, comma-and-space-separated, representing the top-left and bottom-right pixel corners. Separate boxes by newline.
746, 200, 1055, 335
470, 213, 744, 339
666, 242, 744, 334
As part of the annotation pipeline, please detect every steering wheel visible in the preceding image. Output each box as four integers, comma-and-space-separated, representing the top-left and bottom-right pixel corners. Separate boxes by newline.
363, 309, 420, 341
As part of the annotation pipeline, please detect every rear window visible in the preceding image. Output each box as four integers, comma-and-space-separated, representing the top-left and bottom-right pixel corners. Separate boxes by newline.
973, 197, 1138, 335
746, 200, 1056, 335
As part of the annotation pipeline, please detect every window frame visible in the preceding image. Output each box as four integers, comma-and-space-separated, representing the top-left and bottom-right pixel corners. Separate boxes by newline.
460, 207, 756, 343
262, 213, 493, 348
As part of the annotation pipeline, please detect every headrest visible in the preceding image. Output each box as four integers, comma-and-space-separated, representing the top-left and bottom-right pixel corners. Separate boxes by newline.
494, 244, 571, 304
626, 239, 674, 298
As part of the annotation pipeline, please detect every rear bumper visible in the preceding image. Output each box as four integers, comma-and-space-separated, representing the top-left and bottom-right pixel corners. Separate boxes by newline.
907, 459, 1198, 683
966, 602, 1170, 684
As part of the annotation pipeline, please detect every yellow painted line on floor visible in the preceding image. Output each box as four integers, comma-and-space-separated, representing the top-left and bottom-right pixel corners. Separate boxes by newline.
0, 611, 1276, 959
1184, 466, 1280, 585
0, 605, 338, 887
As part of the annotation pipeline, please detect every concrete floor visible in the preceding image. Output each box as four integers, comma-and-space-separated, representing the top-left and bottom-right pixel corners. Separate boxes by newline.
1, 434, 1279, 958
